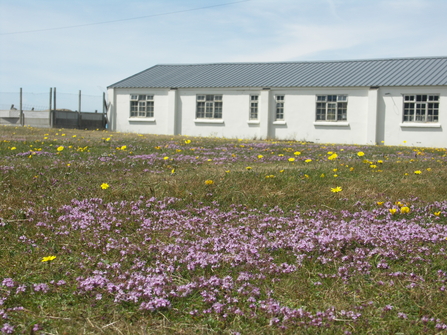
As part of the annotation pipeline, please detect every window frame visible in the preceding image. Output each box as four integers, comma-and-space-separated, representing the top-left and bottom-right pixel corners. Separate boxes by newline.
403, 94, 439, 123
129, 94, 154, 118
275, 95, 285, 121
315, 95, 348, 122
249, 95, 259, 120
196, 94, 223, 119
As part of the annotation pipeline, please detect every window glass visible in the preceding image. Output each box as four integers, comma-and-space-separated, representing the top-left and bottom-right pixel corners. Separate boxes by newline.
196, 95, 223, 119
315, 95, 348, 121
403, 94, 439, 123
129, 94, 154, 118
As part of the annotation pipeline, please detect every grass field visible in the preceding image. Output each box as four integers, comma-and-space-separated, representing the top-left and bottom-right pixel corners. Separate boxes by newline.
1, 125, 447, 334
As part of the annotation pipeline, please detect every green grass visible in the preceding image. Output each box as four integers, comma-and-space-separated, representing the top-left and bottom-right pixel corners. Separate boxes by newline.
0, 125, 447, 334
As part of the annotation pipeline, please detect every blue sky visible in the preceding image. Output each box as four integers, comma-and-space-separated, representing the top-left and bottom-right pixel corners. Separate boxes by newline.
1, 0, 447, 111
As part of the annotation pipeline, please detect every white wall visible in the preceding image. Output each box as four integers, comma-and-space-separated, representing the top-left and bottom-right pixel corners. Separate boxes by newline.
108, 86, 446, 148
267, 88, 369, 144
178, 88, 262, 139
378, 86, 447, 148
108, 87, 170, 135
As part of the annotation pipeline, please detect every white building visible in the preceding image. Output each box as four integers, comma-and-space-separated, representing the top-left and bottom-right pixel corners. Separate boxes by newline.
107, 57, 447, 148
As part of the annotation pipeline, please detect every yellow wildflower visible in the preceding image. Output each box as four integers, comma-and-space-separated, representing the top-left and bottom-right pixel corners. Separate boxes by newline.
400, 206, 410, 214
41, 256, 56, 262
204, 180, 214, 185
100, 183, 110, 190
389, 208, 398, 215
57, 146, 64, 152
288, 157, 295, 162
331, 186, 342, 193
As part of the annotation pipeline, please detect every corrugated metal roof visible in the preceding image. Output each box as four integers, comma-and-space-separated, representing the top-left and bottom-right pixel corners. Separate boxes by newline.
108, 57, 447, 89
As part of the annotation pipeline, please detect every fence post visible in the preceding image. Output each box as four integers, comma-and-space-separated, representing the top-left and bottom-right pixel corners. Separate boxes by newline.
49, 87, 52, 128
53, 87, 56, 111
19, 88, 23, 126
78, 90, 81, 129
103, 92, 107, 128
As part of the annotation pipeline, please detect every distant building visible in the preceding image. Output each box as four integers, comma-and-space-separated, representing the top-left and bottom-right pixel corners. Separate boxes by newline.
107, 57, 447, 148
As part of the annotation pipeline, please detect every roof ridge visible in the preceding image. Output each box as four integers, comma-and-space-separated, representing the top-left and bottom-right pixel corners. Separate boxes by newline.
154, 56, 447, 67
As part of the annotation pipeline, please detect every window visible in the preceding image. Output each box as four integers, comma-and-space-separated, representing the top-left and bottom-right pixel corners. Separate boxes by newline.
196, 95, 222, 119
403, 94, 439, 122
250, 95, 259, 120
130, 95, 154, 118
275, 95, 284, 120
316, 95, 347, 121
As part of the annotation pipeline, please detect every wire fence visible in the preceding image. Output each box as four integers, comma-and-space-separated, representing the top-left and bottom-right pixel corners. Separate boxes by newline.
0, 90, 103, 112
0, 89, 107, 128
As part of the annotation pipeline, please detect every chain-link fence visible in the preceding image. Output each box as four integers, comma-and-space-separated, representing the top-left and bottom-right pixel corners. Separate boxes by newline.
0, 89, 107, 128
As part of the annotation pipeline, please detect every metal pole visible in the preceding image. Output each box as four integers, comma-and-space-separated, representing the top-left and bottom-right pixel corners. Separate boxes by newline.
19, 88, 23, 126
103, 92, 106, 129
78, 90, 81, 128
51, 87, 56, 128
49, 87, 52, 128
53, 87, 56, 111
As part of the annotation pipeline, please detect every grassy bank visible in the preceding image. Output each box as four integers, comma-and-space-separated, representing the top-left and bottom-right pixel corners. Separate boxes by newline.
1, 126, 446, 334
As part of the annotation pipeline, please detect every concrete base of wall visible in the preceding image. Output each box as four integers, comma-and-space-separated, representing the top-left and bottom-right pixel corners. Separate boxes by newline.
0, 117, 20, 125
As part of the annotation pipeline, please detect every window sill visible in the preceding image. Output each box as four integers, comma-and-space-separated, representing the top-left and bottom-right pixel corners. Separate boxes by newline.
400, 123, 441, 128
194, 119, 224, 124
314, 122, 350, 127
273, 120, 286, 125
247, 120, 260, 124
128, 117, 155, 122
